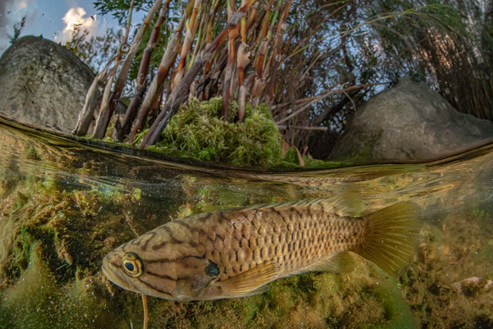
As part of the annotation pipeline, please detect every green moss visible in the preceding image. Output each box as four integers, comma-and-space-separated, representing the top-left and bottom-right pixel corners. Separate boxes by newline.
148, 98, 284, 167
132, 188, 142, 200
15, 191, 28, 209
37, 176, 58, 193
15, 226, 35, 271
374, 276, 417, 328
75, 98, 345, 169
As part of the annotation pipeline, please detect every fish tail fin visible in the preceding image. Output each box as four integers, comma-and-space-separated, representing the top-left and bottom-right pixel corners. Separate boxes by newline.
354, 202, 420, 275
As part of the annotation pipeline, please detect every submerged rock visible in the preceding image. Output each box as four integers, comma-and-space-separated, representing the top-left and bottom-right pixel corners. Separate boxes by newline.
0, 36, 95, 133
329, 77, 493, 161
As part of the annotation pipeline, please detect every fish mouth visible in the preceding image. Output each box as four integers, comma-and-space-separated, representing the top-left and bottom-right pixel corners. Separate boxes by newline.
102, 253, 141, 294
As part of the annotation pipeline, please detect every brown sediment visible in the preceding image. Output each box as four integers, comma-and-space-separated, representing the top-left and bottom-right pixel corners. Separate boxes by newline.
400, 209, 493, 327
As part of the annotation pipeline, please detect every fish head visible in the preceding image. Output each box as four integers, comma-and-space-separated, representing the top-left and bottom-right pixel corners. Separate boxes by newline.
102, 245, 161, 297
102, 237, 220, 301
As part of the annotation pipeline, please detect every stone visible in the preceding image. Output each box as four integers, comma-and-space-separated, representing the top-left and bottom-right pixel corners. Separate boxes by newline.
0, 35, 95, 133
328, 77, 493, 161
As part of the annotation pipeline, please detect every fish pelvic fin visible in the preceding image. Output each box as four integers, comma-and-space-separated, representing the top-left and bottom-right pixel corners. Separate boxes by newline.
213, 261, 279, 298
355, 202, 420, 275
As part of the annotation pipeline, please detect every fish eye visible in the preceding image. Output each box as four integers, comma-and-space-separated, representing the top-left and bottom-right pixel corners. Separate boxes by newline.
121, 253, 143, 278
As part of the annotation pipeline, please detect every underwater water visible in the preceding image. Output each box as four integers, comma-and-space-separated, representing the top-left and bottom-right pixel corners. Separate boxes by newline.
0, 120, 492, 329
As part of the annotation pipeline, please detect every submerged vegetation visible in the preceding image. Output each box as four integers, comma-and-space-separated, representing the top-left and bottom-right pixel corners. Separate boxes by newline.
70, 0, 493, 165
1, 158, 492, 328
1, 124, 493, 327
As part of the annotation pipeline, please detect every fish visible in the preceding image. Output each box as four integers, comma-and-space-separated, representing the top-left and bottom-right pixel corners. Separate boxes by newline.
102, 195, 419, 301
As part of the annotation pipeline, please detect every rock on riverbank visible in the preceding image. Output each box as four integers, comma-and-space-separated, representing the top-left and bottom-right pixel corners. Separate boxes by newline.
329, 77, 493, 161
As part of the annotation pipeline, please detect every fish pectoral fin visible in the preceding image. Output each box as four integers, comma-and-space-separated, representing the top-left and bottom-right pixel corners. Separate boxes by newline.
304, 252, 355, 273
241, 284, 270, 297
216, 261, 279, 297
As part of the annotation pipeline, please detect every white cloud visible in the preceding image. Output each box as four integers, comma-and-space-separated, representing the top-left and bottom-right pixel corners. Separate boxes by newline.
58, 7, 102, 43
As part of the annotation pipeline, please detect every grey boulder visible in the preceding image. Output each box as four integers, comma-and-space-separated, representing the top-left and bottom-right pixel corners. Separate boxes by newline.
329, 77, 493, 161
0, 35, 95, 133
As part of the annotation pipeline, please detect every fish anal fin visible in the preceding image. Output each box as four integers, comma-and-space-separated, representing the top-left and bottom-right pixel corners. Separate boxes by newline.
214, 261, 279, 297
304, 252, 354, 274
354, 202, 420, 275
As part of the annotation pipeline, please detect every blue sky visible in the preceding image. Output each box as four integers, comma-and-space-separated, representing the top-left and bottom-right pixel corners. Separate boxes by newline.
0, 0, 124, 55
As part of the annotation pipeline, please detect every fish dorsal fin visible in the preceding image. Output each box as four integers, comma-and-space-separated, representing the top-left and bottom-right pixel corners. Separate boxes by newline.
318, 191, 363, 217
303, 251, 355, 274
214, 261, 279, 298
264, 191, 363, 217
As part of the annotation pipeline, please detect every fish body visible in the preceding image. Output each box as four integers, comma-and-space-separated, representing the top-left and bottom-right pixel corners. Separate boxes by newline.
102, 196, 419, 301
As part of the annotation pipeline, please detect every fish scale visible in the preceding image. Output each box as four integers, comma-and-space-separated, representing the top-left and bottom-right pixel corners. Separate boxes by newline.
197, 206, 367, 281
102, 196, 419, 301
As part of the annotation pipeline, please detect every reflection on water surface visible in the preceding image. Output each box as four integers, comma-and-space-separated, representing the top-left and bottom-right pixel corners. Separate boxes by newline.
0, 121, 492, 328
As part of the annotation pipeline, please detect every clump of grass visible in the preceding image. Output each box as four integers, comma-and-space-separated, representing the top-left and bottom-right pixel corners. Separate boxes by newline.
143, 97, 284, 167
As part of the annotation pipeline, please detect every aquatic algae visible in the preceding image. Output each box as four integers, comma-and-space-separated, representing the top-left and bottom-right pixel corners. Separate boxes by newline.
0, 171, 156, 328
25, 145, 41, 160
0, 240, 143, 328
2, 124, 493, 328
140, 255, 416, 328
0, 242, 63, 328
400, 206, 493, 327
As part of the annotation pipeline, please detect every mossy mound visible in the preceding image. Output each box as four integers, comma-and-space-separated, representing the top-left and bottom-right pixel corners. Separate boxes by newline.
143, 98, 285, 167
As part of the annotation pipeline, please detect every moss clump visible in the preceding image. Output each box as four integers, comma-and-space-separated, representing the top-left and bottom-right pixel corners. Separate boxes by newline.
144, 97, 284, 167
